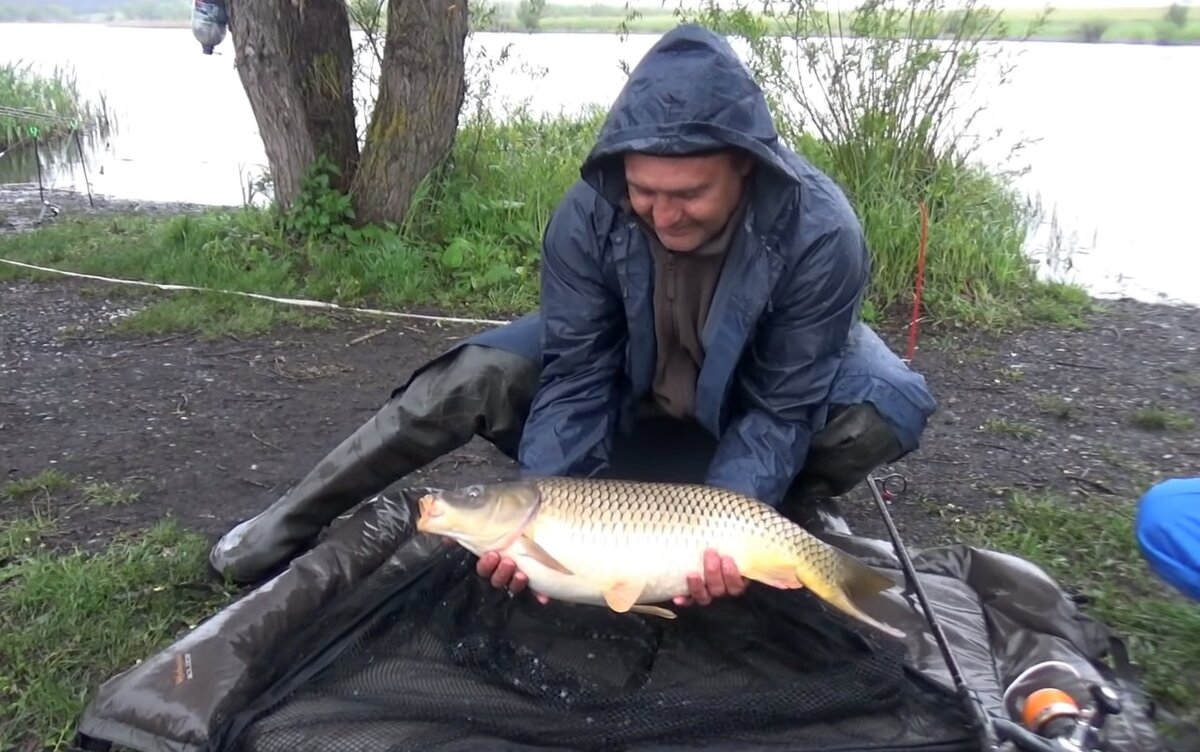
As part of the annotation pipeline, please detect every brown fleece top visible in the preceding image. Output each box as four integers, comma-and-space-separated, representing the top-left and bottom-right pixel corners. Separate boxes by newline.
642, 196, 749, 421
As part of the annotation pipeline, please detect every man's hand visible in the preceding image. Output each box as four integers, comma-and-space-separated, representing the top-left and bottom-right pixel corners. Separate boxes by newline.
673, 548, 747, 607
477, 551, 550, 604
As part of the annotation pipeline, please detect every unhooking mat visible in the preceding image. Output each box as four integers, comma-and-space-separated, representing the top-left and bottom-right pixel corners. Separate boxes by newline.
72, 488, 1171, 752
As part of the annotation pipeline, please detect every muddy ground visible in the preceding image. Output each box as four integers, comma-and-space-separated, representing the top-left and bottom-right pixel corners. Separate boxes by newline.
3, 266, 1200, 553
0, 183, 213, 233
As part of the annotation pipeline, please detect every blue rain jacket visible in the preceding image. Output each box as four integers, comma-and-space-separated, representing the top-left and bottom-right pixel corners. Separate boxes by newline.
489, 24, 931, 506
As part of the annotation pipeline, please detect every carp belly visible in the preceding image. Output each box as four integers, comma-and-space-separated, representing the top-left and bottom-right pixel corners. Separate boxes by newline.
504, 514, 756, 610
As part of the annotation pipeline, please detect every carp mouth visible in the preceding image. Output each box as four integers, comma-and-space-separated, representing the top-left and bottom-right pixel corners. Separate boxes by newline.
415, 493, 444, 533
413, 482, 542, 549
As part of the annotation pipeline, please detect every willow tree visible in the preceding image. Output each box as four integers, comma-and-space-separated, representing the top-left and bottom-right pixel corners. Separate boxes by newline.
226, 0, 470, 225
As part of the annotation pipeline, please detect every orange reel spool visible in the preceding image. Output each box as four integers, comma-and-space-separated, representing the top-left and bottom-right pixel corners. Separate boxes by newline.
1022, 687, 1081, 732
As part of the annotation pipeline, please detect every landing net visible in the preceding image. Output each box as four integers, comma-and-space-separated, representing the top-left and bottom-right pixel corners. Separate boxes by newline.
219, 548, 973, 752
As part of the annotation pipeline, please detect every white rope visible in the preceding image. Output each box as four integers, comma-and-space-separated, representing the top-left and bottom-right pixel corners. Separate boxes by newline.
0, 258, 516, 327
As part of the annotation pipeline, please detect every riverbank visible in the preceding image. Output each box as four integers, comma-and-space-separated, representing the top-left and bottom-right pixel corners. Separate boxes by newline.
2, 218, 1199, 746
4, 4, 1199, 45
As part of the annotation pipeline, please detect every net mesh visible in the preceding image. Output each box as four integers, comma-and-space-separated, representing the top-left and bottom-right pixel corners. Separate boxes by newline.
226, 547, 973, 752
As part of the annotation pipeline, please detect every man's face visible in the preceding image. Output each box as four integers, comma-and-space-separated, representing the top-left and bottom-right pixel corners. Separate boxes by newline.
624, 151, 753, 253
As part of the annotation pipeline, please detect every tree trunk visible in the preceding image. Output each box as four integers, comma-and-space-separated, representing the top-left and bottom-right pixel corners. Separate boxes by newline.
227, 0, 360, 210
352, 0, 470, 226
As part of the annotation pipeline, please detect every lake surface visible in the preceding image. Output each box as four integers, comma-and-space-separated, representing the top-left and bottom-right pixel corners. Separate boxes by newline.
1, 22, 1197, 306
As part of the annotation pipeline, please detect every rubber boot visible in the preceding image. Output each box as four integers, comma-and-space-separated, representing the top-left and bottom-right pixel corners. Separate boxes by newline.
780, 403, 906, 535
209, 345, 539, 584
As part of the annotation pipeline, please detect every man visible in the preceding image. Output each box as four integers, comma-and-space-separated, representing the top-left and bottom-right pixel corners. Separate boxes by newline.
209, 24, 938, 600
1136, 477, 1200, 602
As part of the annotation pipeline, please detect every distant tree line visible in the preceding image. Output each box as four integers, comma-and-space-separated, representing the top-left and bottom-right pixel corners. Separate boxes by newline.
0, 0, 667, 27
0, 0, 190, 22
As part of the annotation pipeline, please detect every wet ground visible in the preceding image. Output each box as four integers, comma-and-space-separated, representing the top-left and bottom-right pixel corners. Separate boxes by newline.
3, 267, 1199, 551
0, 183, 211, 234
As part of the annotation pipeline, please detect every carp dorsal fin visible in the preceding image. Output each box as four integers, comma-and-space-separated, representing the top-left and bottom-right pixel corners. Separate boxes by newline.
602, 579, 647, 613
517, 534, 574, 576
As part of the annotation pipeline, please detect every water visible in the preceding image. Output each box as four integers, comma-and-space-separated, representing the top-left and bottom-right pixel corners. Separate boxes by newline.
1, 22, 1197, 305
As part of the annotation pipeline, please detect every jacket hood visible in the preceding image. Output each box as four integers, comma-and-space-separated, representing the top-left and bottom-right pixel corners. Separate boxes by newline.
580, 23, 801, 206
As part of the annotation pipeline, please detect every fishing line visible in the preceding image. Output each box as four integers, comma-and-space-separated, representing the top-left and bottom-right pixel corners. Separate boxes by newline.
0, 258, 513, 327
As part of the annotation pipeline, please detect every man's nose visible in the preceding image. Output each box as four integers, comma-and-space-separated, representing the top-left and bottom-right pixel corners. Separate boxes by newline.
653, 200, 681, 228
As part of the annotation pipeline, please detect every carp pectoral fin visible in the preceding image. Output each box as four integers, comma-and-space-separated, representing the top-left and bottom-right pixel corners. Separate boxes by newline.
630, 604, 677, 619
601, 579, 646, 613
518, 535, 574, 576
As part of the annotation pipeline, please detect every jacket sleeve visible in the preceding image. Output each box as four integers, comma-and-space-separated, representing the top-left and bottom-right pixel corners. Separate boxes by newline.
517, 188, 626, 478
703, 222, 869, 506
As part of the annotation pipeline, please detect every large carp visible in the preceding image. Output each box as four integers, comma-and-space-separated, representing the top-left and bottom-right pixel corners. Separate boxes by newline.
415, 476, 904, 639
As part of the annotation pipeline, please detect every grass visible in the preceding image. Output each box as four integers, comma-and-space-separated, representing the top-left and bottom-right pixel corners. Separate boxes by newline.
954, 491, 1200, 729
0, 472, 239, 751
0, 102, 1087, 338
0, 60, 109, 152
981, 416, 1040, 439
1, 468, 74, 501
0, 523, 236, 750
2, 469, 143, 510
1033, 392, 1082, 420
1129, 405, 1197, 432
0, 105, 601, 338
112, 289, 338, 340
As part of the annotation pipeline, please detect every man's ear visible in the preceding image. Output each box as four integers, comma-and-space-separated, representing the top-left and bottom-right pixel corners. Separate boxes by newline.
735, 152, 755, 176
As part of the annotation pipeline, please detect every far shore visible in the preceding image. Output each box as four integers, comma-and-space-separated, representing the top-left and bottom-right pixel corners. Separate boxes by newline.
2, 7, 1198, 46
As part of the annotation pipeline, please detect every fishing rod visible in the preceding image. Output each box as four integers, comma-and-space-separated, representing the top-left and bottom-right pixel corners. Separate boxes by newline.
0, 105, 76, 123
0, 106, 96, 212
864, 472, 1123, 752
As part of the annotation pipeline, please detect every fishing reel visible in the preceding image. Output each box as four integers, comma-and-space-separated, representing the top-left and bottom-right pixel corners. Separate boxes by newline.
864, 474, 1124, 752
995, 660, 1124, 752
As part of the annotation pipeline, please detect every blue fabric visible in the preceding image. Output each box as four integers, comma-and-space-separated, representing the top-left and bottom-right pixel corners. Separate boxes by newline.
1136, 477, 1200, 601
467, 24, 937, 506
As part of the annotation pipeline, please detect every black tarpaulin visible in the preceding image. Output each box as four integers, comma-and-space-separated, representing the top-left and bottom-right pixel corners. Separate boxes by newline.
73, 489, 1168, 752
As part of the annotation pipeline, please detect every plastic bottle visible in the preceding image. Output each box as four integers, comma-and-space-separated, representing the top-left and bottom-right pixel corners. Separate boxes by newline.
191, 0, 229, 55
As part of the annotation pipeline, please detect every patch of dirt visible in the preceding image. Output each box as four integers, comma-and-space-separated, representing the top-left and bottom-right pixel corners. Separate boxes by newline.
0, 277, 518, 550
860, 301, 1200, 544
3, 273, 1200, 555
